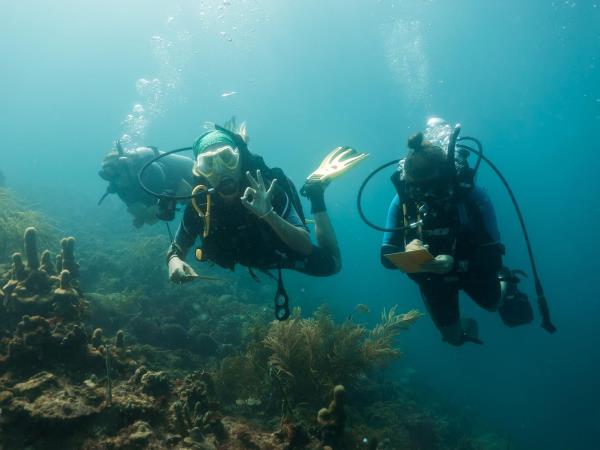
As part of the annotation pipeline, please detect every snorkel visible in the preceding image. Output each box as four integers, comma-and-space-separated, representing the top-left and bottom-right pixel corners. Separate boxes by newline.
357, 119, 556, 334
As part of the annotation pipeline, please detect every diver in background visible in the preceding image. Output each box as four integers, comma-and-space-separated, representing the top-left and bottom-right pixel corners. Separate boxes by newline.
381, 129, 533, 346
98, 143, 195, 228
166, 122, 366, 288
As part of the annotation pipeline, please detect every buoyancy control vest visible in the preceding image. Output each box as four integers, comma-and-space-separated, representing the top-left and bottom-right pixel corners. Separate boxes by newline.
391, 158, 494, 260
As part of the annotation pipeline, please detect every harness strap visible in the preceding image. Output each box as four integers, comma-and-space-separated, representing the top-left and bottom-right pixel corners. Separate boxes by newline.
191, 185, 212, 238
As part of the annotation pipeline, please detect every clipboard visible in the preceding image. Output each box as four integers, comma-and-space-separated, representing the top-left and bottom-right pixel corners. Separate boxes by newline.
384, 249, 434, 273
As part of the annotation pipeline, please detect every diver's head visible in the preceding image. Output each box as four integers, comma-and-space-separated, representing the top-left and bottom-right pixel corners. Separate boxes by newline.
404, 132, 452, 201
192, 130, 242, 199
98, 151, 131, 187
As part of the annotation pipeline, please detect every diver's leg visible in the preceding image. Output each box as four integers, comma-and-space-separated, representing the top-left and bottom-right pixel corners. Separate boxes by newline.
463, 276, 502, 312
301, 182, 341, 274
417, 278, 464, 345
463, 243, 504, 312
313, 211, 341, 271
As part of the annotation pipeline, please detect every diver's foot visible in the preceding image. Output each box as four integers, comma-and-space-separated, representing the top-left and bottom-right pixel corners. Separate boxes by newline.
300, 181, 329, 214
460, 318, 483, 344
306, 146, 369, 185
300, 180, 330, 199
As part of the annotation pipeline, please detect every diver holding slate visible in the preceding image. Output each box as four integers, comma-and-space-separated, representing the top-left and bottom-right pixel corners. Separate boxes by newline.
359, 118, 555, 346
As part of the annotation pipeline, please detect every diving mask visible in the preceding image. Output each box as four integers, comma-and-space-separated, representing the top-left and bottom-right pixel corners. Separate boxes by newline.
193, 145, 240, 178
406, 177, 452, 202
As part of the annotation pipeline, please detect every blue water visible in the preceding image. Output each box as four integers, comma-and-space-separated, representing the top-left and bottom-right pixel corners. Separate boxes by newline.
2, 1, 599, 448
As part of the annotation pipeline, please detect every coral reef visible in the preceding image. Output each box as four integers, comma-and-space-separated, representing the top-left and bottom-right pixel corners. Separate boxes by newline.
0, 220, 511, 449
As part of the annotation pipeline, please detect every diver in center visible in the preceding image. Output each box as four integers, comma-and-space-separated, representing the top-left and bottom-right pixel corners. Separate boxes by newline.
166, 122, 367, 301
380, 122, 534, 346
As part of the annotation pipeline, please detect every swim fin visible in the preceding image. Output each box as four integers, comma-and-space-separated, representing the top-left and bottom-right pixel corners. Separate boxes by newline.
498, 268, 534, 327
305, 146, 369, 184
460, 318, 483, 345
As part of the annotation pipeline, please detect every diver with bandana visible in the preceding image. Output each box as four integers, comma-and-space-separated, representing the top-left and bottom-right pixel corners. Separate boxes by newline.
166, 122, 367, 317
380, 125, 534, 346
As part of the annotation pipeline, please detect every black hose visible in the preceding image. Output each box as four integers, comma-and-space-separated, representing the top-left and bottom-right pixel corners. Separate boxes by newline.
458, 136, 483, 175
456, 143, 556, 333
356, 159, 409, 232
137, 146, 196, 201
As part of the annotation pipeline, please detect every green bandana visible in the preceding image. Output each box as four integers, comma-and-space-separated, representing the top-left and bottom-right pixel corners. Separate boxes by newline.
192, 130, 237, 157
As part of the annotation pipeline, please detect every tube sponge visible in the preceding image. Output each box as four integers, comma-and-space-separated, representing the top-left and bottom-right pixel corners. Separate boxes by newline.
92, 328, 103, 348
11, 253, 26, 281
115, 330, 125, 348
59, 269, 72, 290
24, 227, 39, 270
317, 385, 346, 437
60, 237, 79, 278
40, 250, 56, 275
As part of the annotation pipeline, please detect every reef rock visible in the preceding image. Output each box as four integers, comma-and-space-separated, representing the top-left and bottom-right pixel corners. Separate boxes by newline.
13, 371, 59, 400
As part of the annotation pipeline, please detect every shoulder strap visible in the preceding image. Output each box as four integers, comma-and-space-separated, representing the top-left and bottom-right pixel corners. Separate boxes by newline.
269, 167, 306, 225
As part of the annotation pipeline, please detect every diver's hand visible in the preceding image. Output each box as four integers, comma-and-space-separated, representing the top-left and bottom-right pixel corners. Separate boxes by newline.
405, 239, 427, 252
420, 255, 455, 274
241, 170, 277, 218
168, 256, 199, 284
405, 240, 453, 274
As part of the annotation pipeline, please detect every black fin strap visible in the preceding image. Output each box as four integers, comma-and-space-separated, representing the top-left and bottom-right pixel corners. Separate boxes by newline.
274, 265, 290, 321
248, 267, 260, 283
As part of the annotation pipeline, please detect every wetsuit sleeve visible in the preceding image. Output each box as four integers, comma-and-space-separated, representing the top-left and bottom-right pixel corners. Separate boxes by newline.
470, 186, 501, 243
380, 194, 405, 269
166, 204, 203, 262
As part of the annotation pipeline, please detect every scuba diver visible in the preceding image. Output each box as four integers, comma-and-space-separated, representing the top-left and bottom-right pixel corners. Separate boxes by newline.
363, 118, 555, 345
165, 121, 367, 319
98, 142, 195, 227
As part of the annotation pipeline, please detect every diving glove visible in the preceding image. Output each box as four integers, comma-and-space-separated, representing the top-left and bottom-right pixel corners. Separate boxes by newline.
420, 254, 454, 274
168, 256, 199, 284
305, 146, 369, 184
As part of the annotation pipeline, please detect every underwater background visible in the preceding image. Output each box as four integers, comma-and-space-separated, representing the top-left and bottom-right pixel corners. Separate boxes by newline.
1, 1, 599, 449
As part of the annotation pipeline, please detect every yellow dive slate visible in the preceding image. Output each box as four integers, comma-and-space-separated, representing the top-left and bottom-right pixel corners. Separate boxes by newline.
385, 249, 434, 273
